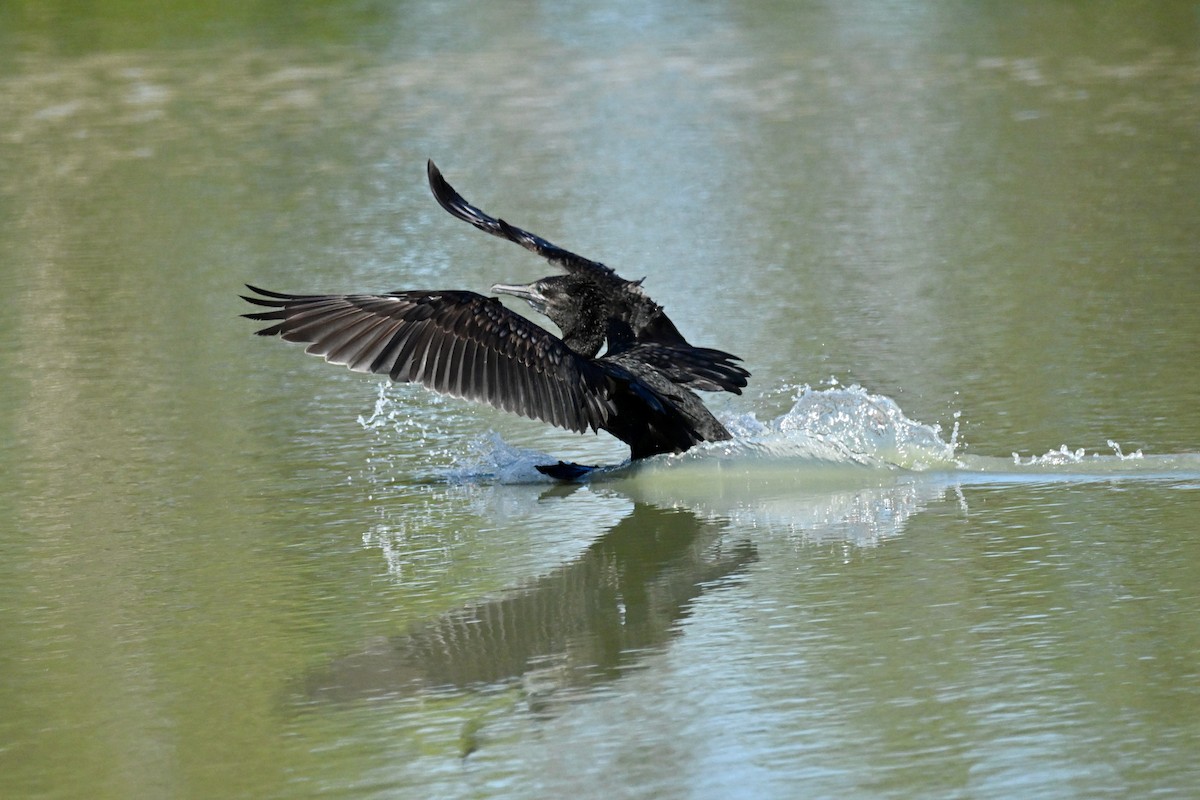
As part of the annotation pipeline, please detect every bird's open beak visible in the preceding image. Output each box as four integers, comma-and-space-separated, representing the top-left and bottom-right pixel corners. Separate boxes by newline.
491, 282, 548, 313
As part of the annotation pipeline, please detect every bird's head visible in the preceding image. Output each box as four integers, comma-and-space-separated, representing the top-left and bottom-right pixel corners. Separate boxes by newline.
492, 275, 608, 356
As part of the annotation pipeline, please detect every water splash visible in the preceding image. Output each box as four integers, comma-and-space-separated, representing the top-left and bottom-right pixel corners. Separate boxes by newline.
1011, 441, 1144, 466
709, 384, 958, 470
355, 382, 462, 486
356, 381, 1199, 487
433, 384, 959, 484
356, 382, 590, 485
444, 433, 561, 485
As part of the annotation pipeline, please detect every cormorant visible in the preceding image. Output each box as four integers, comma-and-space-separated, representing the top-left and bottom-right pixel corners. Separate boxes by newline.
242, 161, 749, 479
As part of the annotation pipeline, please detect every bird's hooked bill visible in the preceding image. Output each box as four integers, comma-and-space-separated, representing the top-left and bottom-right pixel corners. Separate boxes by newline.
491, 281, 547, 312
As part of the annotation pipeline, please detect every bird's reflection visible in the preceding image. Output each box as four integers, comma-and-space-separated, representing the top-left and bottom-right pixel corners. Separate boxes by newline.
303, 501, 755, 708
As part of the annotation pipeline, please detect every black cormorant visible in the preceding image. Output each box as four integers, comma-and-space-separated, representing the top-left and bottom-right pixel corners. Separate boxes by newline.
242, 161, 749, 478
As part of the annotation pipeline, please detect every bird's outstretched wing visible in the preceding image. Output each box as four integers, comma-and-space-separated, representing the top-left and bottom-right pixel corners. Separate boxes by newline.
241, 285, 616, 433
427, 160, 619, 282
425, 161, 752, 397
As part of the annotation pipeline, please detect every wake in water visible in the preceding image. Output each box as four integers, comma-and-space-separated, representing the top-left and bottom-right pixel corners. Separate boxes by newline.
357, 381, 1200, 486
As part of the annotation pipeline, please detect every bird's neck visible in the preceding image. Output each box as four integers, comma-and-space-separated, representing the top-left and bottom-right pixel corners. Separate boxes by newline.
562, 328, 606, 357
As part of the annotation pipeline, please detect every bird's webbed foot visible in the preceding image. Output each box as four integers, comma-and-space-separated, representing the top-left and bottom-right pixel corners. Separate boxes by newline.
535, 461, 598, 481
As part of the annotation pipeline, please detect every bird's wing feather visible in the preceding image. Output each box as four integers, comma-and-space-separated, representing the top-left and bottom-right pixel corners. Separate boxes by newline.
610, 342, 750, 395
427, 160, 620, 282
242, 286, 618, 433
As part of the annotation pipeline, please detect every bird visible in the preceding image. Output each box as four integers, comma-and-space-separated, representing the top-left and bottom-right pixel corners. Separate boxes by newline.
241, 161, 749, 479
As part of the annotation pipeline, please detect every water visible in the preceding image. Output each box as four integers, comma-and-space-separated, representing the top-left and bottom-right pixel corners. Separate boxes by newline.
2, 2, 1200, 798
